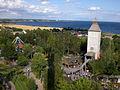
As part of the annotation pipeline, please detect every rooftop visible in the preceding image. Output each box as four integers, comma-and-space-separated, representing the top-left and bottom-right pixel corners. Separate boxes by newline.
62, 55, 82, 65
89, 18, 101, 32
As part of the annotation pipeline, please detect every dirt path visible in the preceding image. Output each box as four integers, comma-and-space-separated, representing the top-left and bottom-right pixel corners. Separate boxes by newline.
30, 72, 44, 90
23, 66, 44, 90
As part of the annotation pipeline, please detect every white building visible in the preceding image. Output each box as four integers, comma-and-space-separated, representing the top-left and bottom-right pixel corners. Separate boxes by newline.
85, 18, 101, 60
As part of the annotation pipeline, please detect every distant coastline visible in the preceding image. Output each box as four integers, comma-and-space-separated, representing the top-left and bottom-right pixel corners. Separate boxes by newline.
3, 23, 63, 31
0, 19, 120, 23
2, 23, 119, 37
0, 19, 72, 22
8, 21, 120, 34
1, 20, 120, 35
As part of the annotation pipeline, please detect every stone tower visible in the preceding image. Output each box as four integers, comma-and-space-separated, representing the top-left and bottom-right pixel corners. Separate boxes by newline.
86, 18, 101, 60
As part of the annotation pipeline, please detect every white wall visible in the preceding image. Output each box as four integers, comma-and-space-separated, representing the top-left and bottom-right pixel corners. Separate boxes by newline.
87, 31, 101, 59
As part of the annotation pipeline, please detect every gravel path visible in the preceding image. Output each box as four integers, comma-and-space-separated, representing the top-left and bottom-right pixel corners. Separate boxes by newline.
24, 66, 44, 90
30, 72, 44, 90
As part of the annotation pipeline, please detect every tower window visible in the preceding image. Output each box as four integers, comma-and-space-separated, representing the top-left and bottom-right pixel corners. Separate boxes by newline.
90, 47, 94, 50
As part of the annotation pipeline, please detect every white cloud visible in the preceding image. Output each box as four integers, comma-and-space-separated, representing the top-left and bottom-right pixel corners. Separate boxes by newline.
0, 0, 27, 9
27, 5, 58, 14
88, 7, 101, 11
43, 8, 51, 13
0, 0, 27, 17
0, 0, 58, 19
66, 0, 70, 2
10, 11, 18, 15
41, 1, 49, 5
37, 0, 49, 5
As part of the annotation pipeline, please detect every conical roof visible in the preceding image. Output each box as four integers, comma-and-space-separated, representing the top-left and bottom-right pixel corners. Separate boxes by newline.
89, 18, 101, 32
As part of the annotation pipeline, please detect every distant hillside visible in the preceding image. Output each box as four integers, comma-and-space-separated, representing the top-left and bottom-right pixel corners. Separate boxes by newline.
0, 19, 72, 22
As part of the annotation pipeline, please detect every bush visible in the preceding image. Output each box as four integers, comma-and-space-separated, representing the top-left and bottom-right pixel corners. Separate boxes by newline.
17, 53, 29, 66
26, 78, 37, 90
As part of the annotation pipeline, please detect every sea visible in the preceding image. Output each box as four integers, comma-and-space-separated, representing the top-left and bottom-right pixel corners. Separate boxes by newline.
9, 21, 120, 34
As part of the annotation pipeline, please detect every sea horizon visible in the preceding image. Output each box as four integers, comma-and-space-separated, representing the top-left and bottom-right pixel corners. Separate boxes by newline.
1, 18, 120, 23
9, 21, 120, 34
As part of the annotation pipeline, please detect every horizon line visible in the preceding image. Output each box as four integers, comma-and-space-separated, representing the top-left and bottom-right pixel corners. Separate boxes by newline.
0, 18, 120, 23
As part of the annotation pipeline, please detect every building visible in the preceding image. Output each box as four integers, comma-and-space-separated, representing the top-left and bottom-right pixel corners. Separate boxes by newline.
85, 18, 101, 60
12, 30, 27, 35
102, 34, 113, 40
77, 31, 86, 37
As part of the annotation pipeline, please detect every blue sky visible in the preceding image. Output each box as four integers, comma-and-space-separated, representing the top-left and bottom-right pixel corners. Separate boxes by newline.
0, 0, 120, 22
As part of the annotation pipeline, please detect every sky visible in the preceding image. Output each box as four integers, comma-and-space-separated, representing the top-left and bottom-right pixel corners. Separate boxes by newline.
0, 0, 120, 22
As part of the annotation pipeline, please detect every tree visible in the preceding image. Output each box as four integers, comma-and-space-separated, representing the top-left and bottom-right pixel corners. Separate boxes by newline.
1, 41, 16, 60
69, 35, 81, 55
68, 78, 102, 90
17, 53, 29, 66
26, 78, 37, 90
101, 38, 116, 75
44, 48, 65, 90
47, 32, 56, 49
36, 46, 44, 54
23, 43, 33, 58
0, 31, 14, 45
32, 52, 47, 78
55, 33, 66, 55
19, 31, 36, 44
88, 38, 116, 75
55, 78, 68, 90
80, 37, 87, 53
